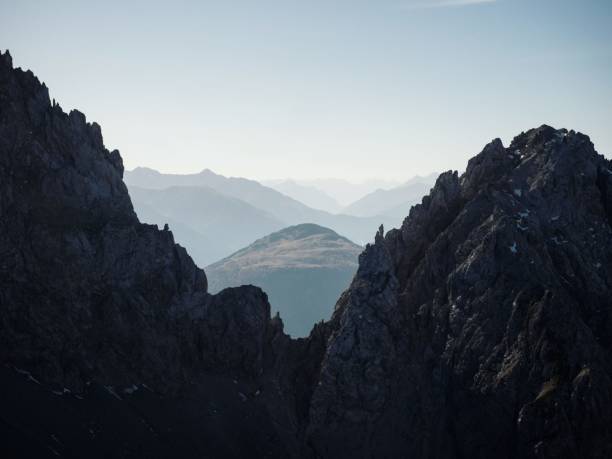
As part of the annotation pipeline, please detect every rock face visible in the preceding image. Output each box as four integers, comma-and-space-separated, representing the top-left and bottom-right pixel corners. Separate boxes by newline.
1, 49, 612, 459
207, 223, 362, 337
307, 127, 612, 458
0, 50, 296, 458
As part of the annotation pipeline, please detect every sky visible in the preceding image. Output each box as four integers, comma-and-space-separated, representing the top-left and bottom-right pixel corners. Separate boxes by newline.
1, 0, 611, 181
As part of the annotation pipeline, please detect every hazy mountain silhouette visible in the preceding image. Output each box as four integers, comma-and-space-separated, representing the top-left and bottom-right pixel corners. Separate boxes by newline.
262, 179, 342, 213
291, 177, 403, 206
342, 173, 437, 220
125, 167, 393, 246
128, 185, 284, 265
206, 224, 361, 337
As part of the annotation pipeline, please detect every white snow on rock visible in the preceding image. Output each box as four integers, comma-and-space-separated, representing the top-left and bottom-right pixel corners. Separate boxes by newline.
123, 384, 139, 395
15, 367, 40, 385
509, 242, 518, 254
104, 385, 122, 401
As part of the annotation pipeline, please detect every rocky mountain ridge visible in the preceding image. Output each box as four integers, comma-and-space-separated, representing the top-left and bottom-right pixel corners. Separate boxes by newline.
1, 50, 612, 458
0, 49, 298, 457
305, 125, 612, 458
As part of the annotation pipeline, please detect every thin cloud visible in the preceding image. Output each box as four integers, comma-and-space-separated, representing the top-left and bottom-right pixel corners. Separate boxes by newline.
402, 0, 497, 10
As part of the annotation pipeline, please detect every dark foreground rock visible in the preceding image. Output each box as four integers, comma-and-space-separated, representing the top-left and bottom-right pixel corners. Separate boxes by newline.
307, 127, 612, 459
0, 49, 303, 458
1, 50, 611, 458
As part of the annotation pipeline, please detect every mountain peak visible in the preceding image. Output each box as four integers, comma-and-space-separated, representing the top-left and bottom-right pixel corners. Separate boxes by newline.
1, 49, 12, 68
309, 125, 612, 457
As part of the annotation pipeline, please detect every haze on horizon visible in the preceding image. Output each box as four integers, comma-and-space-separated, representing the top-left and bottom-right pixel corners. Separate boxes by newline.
1, 0, 611, 182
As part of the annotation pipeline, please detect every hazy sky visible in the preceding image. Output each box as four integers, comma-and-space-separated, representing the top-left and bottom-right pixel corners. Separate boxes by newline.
2, 0, 611, 181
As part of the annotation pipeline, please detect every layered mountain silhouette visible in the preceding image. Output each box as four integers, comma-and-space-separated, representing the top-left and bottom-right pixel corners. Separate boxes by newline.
342, 172, 437, 221
207, 224, 361, 337
290, 177, 403, 206
128, 185, 284, 265
2, 50, 612, 459
262, 180, 342, 214
125, 168, 394, 258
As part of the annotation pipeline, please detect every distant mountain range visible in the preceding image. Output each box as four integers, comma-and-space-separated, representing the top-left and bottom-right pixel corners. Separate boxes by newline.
264, 177, 404, 207
124, 167, 394, 264
206, 224, 361, 337
128, 186, 283, 264
262, 179, 342, 213
342, 173, 438, 222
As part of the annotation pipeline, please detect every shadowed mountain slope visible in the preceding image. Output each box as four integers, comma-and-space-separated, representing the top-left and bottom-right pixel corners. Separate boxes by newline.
306, 125, 612, 458
0, 50, 299, 458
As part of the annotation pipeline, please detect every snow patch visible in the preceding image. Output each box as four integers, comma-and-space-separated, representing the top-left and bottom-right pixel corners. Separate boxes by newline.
15, 367, 40, 385
104, 385, 122, 401
123, 384, 139, 395
51, 387, 70, 396
509, 242, 518, 254
513, 189, 522, 197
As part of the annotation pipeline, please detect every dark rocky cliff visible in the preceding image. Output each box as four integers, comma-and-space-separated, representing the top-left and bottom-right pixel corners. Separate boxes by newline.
1, 50, 612, 458
307, 127, 612, 458
0, 49, 299, 458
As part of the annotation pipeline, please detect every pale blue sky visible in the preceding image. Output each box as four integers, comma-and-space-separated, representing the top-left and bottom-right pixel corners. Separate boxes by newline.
1, 0, 611, 180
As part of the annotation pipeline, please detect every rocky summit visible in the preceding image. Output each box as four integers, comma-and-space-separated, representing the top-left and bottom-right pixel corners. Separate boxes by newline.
1, 50, 612, 459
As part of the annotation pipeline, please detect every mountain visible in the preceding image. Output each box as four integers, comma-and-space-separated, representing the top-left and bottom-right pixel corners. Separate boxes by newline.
128, 185, 284, 265
3, 51, 612, 459
293, 178, 403, 206
262, 179, 342, 213
125, 167, 392, 246
207, 224, 361, 337
0, 50, 296, 457
306, 126, 612, 458
125, 167, 323, 224
342, 173, 438, 221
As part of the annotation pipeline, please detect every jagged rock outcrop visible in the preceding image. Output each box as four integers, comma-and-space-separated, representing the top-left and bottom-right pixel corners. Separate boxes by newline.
306, 126, 612, 458
1, 49, 612, 459
0, 50, 298, 458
